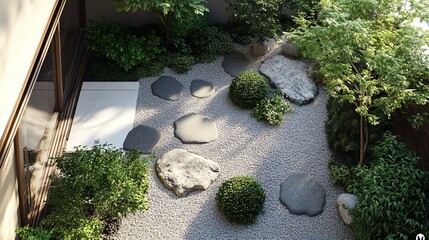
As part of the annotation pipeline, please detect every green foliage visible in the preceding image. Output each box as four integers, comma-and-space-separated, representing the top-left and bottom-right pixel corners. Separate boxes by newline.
409, 112, 429, 129
253, 89, 293, 125
39, 144, 153, 239
325, 98, 360, 163
348, 133, 429, 240
110, 0, 208, 44
86, 21, 164, 71
286, 0, 321, 20
171, 13, 209, 39
16, 226, 51, 240
216, 176, 265, 224
187, 26, 234, 63
229, 71, 269, 109
227, 0, 284, 43
166, 54, 195, 74
288, 0, 429, 164
327, 158, 353, 188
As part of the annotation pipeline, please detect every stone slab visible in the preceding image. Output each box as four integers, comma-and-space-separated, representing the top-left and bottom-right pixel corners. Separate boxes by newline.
280, 173, 326, 217
174, 113, 218, 144
151, 76, 184, 101
123, 125, 161, 153
259, 55, 318, 105
156, 149, 220, 197
222, 51, 250, 77
190, 79, 215, 98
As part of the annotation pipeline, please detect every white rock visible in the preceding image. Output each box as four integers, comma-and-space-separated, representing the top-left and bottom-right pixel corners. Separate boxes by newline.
337, 193, 357, 225
281, 41, 299, 58
156, 149, 220, 197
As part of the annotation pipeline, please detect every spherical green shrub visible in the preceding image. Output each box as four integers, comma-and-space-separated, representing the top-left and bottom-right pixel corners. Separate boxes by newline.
216, 176, 265, 224
229, 71, 269, 109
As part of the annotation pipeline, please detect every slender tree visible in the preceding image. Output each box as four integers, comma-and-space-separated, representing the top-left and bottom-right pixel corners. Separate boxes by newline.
288, 0, 429, 165
110, 0, 208, 45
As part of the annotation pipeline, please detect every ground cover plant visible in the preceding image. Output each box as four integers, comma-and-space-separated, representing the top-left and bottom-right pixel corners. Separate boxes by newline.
216, 176, 265, 225
229, 70, 269, 109
348, 133, 429, 239
17, 144, 153, 240
288, 0, 429, 165
253, 89, 293, 125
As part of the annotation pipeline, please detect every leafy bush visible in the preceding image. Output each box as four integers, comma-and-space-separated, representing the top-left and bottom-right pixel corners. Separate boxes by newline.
327, 158, 353, 188
37, 144, 153, 239
16, 226, 51, 240
171, 13, 209, 39
229, 71, 269, 109
253, 89, 293, 125
166, 54, 196, 74
227, 0, 283, 43
216, 176, 265, 224
187, 26, 234, 63
348, 133, 429, 240
325, 98, 388, 164
86, 21, 164, 71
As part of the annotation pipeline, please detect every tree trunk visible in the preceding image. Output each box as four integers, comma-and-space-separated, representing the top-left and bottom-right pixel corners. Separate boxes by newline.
359, 115, 369, 166
161, 12, 173, 48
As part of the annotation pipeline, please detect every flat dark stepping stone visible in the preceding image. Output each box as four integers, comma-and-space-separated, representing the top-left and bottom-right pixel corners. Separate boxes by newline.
190, 79, 215, 98
151, 76, 184, 101
174, 113, 218, 144
123, 125, 162, 153
280, 173, 326, 217
222, 51, 250, 77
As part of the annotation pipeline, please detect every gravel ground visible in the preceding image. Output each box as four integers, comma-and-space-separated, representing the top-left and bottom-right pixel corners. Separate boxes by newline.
112, 44, 354, 240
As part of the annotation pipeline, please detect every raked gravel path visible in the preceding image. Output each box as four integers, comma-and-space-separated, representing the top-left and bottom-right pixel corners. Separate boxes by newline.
111, 44, 354, 240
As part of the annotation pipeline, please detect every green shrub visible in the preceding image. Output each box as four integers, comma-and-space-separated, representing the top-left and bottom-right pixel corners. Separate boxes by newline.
229, 71, 269, 109
348, 133, 429, 240
16, 226, 51, 240
187, 26, 234, 63
166, 54, 195, 74
86, 21, 164, 71
327, 158, 353, 188
227, 0, 283, 43
171, 13, 209, 39
253, 90, 293, 125
216, 176, 265, 224
38, 144, 153, 239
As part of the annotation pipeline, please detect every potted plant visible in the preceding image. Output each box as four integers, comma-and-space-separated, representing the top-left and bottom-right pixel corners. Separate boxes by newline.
227, 0, 283, 56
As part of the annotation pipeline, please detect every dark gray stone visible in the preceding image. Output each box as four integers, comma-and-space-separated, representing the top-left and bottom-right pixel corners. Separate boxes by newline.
156, 149, 220, 197
123, 125, 162, 153
222, 51, 250, 77
259, 55, 318, 105
151, 76, 184, 101
280, 173, 326, 217
190, 79, 215, 98
174, 113, 218, 144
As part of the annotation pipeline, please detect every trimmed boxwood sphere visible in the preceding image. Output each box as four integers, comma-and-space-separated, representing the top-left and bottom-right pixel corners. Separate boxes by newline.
216, 176, 265, 224
229, 70, 269, 109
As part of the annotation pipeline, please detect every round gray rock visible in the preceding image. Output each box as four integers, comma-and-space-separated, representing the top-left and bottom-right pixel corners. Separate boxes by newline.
174, 113, 218, 144
281, 41, 300, 58
123, 125, 162, 153
151, 76, 184, 101
156, 149, 220, 197
222, 51, 250, 77
280, 173, 326, 217
337, 193, 357, 225
190, 79, 215, 98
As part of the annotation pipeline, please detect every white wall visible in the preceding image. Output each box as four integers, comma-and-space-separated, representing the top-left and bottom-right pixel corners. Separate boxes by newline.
85, 0, 228, 26
0, 0, 57, 140
0, 143, 20, 240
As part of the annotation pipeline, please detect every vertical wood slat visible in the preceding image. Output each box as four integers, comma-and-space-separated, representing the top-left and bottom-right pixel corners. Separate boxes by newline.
14, 132, 27, 226
54, 24, 64, 112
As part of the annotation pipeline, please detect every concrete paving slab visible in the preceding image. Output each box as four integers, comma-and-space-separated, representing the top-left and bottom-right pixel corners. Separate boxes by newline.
66, 82, 139, 151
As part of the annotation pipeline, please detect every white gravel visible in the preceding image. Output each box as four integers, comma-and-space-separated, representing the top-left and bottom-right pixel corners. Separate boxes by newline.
112, 44, 354, 240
